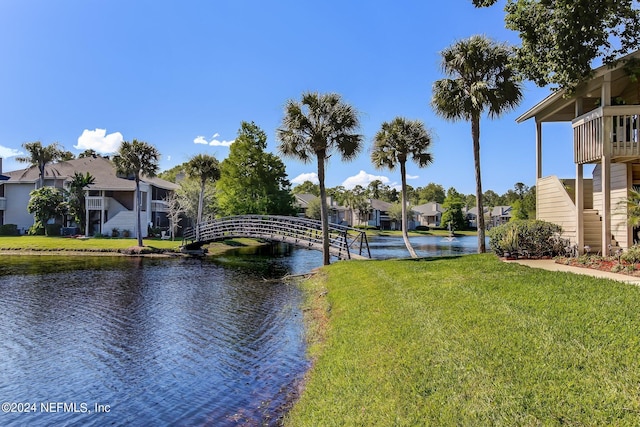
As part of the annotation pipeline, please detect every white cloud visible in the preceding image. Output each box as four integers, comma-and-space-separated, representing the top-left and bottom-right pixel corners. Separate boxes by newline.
0, 145, 22, 158
194, 136, 209, 145
193, 133, 234, 147
75, 129, 123, 154
342, 170, 391, 189
406, 174, 419, 180
166, 155, 172, 161
291, 172, 319, 185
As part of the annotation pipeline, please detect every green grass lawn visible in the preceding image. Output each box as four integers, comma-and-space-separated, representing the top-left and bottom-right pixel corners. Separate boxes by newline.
0, 235, 262, 255
287, 255, 640, 426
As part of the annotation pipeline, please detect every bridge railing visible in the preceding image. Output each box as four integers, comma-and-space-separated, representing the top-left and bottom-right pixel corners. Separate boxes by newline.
183, 215, 370, 259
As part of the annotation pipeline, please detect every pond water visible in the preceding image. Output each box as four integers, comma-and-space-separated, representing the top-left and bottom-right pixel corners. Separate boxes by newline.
0, 235, 481, 426
0, 251, 309, 426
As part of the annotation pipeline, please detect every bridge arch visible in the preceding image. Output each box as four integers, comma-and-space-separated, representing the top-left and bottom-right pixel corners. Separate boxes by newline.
181, 215, 371, 260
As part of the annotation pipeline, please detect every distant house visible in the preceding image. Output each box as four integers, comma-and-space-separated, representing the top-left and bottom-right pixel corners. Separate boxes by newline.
413, 202, 443, 227
293, 193, 317, 217
294, 193, 350, 225
465, 205, 513, 229
489, 206, 512, 228
0, 156, 178, 236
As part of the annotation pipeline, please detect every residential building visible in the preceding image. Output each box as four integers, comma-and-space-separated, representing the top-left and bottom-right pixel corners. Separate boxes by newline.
517, 50, 640, 255
0, 156, 178, 236
413, 202, 443, 227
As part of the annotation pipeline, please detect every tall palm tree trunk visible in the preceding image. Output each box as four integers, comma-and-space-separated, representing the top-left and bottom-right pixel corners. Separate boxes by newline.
317, 153, 331, 265
472, 114, 486, 253
400, 160, 418, 258
135, 180, 143, 247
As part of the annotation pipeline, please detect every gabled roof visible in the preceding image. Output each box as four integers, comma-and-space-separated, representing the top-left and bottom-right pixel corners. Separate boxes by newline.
294, 193, 317, 207
3, 156, 178, 191
369, 198, 393, 211
516, 50, 640, 124
413, 202, 443, 215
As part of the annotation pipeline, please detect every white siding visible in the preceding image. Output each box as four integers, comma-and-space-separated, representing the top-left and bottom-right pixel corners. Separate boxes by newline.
4, 183, 36, 233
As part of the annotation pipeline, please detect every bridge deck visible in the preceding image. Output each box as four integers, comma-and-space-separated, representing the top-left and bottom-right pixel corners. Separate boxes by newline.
182, 215, 371, 260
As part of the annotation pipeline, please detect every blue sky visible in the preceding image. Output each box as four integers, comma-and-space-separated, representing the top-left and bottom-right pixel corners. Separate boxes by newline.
0, 0, 577, 195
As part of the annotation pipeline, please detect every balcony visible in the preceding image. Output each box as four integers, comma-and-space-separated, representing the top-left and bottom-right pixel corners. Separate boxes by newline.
573, 105, 640, 164
151, 200, 169, 212
0, 197, 5, 210
86, 196, 109, 210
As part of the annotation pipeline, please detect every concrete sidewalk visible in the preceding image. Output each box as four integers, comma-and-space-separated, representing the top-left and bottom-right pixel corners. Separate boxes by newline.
504, 259, 640, 285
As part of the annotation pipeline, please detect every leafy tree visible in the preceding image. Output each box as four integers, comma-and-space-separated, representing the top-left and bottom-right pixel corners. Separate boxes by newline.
432, 35, 523, 253
113, 139, 160, 247
464, 194, 476, 211
483, 189, 503, 208
27, 187, 65, 235
305, 197, 322, 220
388, 202, 413, 229
473, 0, 640, 91
372, 117, 434, 258
441, 187, 467, 232
418, 182, 445, 204
59, 150, 75, 161
177, 178, 217, 224
185, 154, 220, 228
16, 141, 63, 188
343, 188, 370, 224
277, 92, 363, 265
218, 121, 295, 216
164, 191, 184, 240
65, 172, 95, 234
367, 180, 384, 200
78, 149, 99, 158
158, 162, 187, 183
292, 180, 320, 196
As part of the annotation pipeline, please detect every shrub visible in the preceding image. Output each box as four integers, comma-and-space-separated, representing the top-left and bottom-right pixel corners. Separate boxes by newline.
27, 224, 45, 235
0, 224, 20, 236
488, 219, 568, 258
111, 228, 120, 238
45, 224, 61, 236
621, 245, 640, 264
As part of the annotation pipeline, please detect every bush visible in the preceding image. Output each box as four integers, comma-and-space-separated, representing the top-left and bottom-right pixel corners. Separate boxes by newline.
0, 224, 20, 236
488, 219, 568, 258
621, 245, 640, 264
415, 225, 430, 231
27, 224, 45, 235
45, 224, 61, 236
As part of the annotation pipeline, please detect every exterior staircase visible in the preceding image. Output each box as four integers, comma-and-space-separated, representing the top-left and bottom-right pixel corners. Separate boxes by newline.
582, 209, 620, 253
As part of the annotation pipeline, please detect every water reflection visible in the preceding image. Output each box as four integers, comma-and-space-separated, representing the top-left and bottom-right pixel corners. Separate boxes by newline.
0, 256, 308, 426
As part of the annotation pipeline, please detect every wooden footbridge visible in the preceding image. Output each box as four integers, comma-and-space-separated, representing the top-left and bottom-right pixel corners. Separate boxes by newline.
181, 215, 371, 260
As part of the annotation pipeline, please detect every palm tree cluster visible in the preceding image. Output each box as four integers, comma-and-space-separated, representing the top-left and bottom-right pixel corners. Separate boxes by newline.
278, 36, 522, 263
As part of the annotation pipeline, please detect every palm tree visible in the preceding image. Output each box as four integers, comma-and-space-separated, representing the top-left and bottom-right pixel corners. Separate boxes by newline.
66, 172, 95, 234
372, 117, 434, 258
277, 92, 363, 265
431, 35, 523, 253
112, 139, 160, 247
184, 153, 220, 238
16, 141, 62, 188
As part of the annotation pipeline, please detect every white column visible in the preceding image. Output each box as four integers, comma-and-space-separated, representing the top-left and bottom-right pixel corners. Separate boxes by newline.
601, 73, 612, 256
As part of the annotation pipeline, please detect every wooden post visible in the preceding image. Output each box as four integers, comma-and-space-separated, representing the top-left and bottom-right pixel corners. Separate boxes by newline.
575, 98, 584, 254
601, 73, 612, 256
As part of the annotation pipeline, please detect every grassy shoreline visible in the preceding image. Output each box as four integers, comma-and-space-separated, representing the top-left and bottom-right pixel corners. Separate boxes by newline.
287, 254, 640, 425
0, 235, 265, 256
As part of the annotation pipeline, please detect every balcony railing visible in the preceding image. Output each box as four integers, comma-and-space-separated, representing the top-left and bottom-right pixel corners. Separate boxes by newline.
573, 105, 640, 164
86, 196, 109, 210
151, 200, 169, 212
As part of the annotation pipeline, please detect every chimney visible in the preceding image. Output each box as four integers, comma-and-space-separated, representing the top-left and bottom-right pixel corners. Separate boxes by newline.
0, 157, 2, 174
